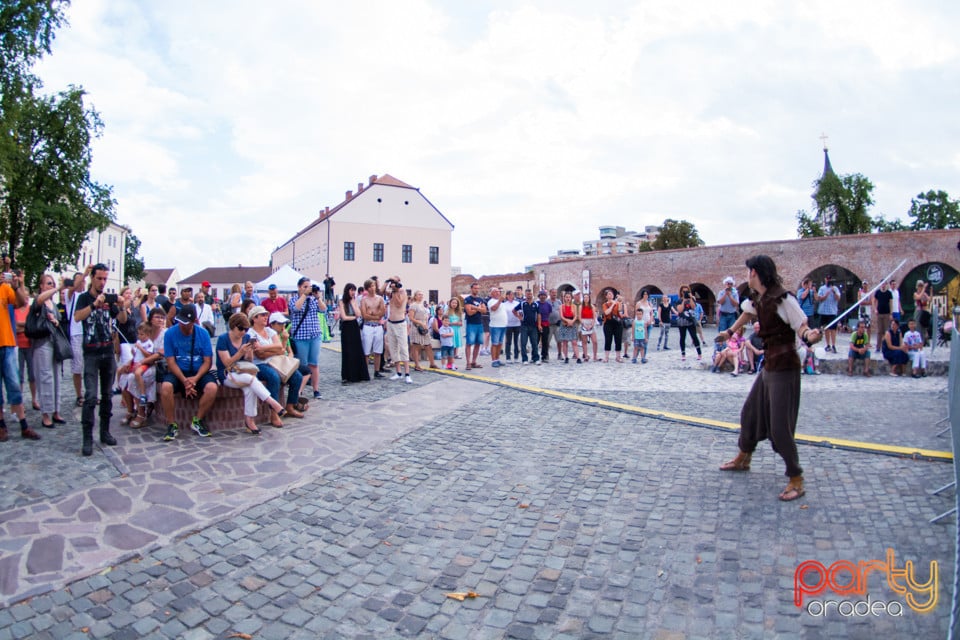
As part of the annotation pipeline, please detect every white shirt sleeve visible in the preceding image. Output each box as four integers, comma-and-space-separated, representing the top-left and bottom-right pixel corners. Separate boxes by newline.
777, 295, 808, 331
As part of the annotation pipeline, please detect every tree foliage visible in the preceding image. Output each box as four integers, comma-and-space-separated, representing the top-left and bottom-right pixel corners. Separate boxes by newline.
124, 232, 145, 284
907, 189, 960, 230
1, 0, 120, 285
796, 210, 825, 237
651, 219, 704, 250
805, 171, 875, 237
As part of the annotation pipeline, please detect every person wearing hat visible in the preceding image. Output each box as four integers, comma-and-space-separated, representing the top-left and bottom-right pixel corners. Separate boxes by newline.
717, 276, 740, 333
200, 281, 213, 306
159, 303, 217, 441
262, 284, 288, 317
247, 305, 305, 418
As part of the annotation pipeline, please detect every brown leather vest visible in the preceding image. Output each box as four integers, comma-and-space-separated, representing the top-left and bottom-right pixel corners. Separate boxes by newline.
757, 285, 800, 372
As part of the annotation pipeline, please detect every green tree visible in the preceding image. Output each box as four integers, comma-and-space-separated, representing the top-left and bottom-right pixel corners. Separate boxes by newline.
872, 214, 908, 233
1, 87, 115, 283
1, 0, 115, 284
636, 240, 653, 252
651, 219, 704, 250
796, 210, 825, 238
907, 190, 960, 230
810, 172, 874, 236
124, 232, 145, 284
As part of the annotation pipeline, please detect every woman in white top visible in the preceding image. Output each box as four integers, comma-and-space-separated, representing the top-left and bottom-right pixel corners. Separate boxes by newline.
247, 306, 304, 420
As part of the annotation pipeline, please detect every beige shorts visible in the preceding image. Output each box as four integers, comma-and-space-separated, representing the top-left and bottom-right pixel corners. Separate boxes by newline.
385, 320, 409, 363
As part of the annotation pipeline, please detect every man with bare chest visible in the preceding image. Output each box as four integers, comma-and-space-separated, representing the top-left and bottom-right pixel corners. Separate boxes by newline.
384, 277, 411, 383
360, 279, 386, 378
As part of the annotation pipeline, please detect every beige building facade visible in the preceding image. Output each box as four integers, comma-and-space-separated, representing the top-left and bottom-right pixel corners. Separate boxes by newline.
271, 175, 454, 302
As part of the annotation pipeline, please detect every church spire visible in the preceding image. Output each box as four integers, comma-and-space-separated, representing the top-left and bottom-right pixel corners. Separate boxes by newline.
820, 132, 834, 177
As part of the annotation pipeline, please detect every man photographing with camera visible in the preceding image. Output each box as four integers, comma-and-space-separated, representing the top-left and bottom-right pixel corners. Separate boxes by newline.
384, 277, 412, 383
73, 263, 127, 456
0, 261, 40, 443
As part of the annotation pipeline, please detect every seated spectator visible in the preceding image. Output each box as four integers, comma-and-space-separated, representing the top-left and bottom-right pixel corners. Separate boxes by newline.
712, 325, 745, 375
217, 313, 287, 433
847, 320, 872, 376
269, 312, 310, 410
903, 318, 927, 378
160, 304, 217, 441
119, 322, 160, 426
881, 318, 910, 377
743, 322, 764, 374
796, 336, 820, 375
247, 306, 305, 420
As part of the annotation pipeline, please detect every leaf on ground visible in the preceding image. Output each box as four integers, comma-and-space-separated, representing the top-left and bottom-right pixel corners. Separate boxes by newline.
517, 503, 529, 509
445, 591, 480, 601
228, 634, 254, 639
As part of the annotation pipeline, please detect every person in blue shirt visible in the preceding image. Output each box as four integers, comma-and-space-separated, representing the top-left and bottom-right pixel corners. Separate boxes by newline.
160, 304, 217, 441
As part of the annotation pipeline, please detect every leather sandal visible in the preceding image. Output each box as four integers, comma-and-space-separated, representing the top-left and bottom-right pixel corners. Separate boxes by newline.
779, 477, 805, 501
719, 452, 752, 471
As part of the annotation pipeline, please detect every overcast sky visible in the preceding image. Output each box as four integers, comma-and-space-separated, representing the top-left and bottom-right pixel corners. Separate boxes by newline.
34, 0, 960, 279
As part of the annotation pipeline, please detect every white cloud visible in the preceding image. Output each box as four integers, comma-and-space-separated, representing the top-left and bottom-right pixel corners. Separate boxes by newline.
28, 0, 960, 279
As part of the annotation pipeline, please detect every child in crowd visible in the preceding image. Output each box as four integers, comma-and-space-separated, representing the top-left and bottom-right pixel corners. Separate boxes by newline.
903, 318, 928, 378
631, 308, 647, 364
439, 315, 456, 370
712, 326, 745, 375
847, 320, 872, 376
132, 323, 155, 406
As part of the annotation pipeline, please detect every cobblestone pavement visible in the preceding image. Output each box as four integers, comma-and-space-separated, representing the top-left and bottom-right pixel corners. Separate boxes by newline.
0, 336, 953, 638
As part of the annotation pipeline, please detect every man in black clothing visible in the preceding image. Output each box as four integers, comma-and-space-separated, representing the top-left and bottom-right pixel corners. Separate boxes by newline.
73, 263, 127, 456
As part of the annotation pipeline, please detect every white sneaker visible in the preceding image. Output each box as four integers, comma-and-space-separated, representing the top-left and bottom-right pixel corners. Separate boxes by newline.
404, 375, 412, 384
390, 373, 402, 381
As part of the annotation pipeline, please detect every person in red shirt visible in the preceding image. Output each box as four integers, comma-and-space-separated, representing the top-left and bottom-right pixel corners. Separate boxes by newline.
261, 284, 288, 316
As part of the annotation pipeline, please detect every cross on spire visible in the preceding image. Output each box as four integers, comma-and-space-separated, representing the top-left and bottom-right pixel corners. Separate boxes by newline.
819, 132, 829, 151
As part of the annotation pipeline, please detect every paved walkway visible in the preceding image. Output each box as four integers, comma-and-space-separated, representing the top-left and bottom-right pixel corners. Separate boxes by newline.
0, 331, 952, 638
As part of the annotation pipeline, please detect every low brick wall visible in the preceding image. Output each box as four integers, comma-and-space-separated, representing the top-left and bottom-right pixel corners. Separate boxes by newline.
154, 385, 277, 432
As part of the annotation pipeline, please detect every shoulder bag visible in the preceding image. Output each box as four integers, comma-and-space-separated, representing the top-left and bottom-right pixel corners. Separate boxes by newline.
267, 354, 300, 384
50, 322, 73, 362
25, 303, 51, 339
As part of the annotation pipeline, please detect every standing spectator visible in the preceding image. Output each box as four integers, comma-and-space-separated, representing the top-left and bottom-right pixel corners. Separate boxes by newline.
30, 274, 66, 428
548, 289, 562, 361
463, 282, 487, 370
656, 294, 672, 351
601, 290, 623, 363
446, 296, 464, 360
636, 291, 654, 342
408, 291, 436, 371
673, 285, 702, 363
619, 297, 634, 361
14, 297, 37, 411
289, 277, 326, 399
502, 290, 521, 364
359, 279, 386, 378
857, 281, 872, 329
323, 274, 336, 307
578, 296, 598, 362
438, 315, 456, 370
889, 278, 902, 323
195, 292, 216, 337
717, 277, 740, 332
73, 263, 126, 454
338, 283, 369, 383
557, 292, 579, 364
515, 289, 541, 365
166, 286, 194, 326
243, 281, 261, 305
384, 278, 411, 382
262, 284, 289, 316
816, 275, 841, 353
63, 271, 86, 406
486, 288, 507, 367
199, 281, 214, 305
631, 302, 648, 365
797, 278, 816, 325
155, 284, 171, 313
873, 280, 893, 351
113, 286, 139, 394
913, 280, 931, 345
140, 284, 161, 324
537, 291, 553, 363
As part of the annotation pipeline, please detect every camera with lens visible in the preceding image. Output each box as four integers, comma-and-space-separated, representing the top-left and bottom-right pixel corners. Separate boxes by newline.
104, 293, 119, 305
385, 278, 403, 290
683, 291, 691, 299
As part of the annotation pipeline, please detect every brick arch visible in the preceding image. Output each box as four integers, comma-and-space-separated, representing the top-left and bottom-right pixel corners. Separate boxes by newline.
807, 264, 863, 313
689, 282, 715, 322
637, 284, 663, 299
556, 282, 577, 296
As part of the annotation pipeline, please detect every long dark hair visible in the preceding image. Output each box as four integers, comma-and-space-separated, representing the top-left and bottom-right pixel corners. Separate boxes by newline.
745, 255, 783, 289
342, 283, 356, 306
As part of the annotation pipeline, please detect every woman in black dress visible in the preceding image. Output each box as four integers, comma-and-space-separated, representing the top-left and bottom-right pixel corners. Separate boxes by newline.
338, 283, 370, 383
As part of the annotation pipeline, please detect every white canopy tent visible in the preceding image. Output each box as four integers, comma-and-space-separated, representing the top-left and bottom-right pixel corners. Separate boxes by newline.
253, 265, 307, 293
